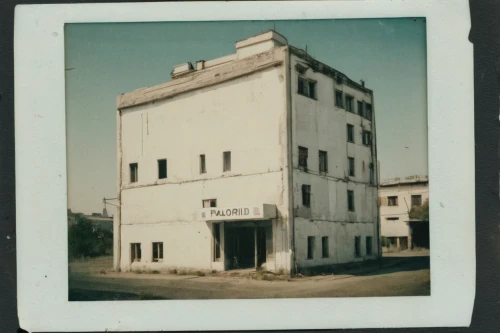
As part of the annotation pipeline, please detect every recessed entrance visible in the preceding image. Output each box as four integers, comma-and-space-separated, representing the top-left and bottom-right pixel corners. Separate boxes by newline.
224, 221, 271, 270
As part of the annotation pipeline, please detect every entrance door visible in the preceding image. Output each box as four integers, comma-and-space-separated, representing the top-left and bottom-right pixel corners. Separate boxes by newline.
225, 227, 255, 269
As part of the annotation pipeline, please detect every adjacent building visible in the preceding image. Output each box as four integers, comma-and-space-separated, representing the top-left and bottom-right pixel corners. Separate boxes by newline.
114, 31, 380, 274
379, 175, 429, 251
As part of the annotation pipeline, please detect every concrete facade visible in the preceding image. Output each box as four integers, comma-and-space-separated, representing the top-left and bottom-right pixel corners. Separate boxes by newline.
114, 31, 379, 274
379, 175, 429, 250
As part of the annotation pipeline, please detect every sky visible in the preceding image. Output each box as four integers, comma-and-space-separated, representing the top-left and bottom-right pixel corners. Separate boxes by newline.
65, 19, 427, 215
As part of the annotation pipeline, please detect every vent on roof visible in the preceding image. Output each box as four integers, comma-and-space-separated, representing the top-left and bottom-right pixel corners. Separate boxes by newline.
171, 62, 195, 79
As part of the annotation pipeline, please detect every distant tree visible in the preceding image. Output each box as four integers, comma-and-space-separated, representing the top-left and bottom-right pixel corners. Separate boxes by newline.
68, 213, 113, 259
408, 199, 429, 221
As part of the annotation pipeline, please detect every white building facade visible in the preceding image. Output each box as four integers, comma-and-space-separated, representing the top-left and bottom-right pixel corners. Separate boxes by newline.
379, 175, 429, 250
114, 31, 380, 274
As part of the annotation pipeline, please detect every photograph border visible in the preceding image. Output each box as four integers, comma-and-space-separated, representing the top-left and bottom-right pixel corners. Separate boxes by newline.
14, 1, 475, 331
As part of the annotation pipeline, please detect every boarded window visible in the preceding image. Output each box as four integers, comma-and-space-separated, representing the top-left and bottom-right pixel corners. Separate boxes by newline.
203, 199, 217, 208
298, 146, 308, 169
319, 150, 328, 173
158, 159, 167, 179
357, 101, 364, 117
348, 190, 355, 211
200, 154, 206, 174
388, 196, 398, 206
322, 236, 329, 258
411, 195, 422, 206
345, 96, 354, 112
307, 236, 315, 259
130, 243, 141, 263
362, 131, 372, 146
223, 151, 231, 172
365, 103, 373, 120
354, 236, 361, 257
366, 236, 373, 256
347, 124, 354, 143
152, 242, 163, 262
335, 90, 344, 108
213, 223, 221, 261
302, 185, 311, 207
348, 157, 355, 177
129, 163, 138, 183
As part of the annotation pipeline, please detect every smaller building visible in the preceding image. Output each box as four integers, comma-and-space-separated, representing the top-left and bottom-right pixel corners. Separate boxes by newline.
379, 175, 429, 251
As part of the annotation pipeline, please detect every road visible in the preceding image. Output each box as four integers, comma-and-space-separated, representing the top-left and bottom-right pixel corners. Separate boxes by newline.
68, 251, 430, 301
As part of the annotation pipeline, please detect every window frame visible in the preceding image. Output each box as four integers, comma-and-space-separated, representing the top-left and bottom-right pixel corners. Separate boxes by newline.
200, 154, 207, 174
223, 151, 231, 172
130, 243, 141, 263
307, 236, 315, 260
365, 103, 373, 120
321, 236, 329, 258
362, 130, 372, 146
357, 101, 364, 117
297, 76, 317, 99
298, 146, 308, 170
319, 150, 328, 173
129, 163, 138, 183
302, 184, 311, 207
348, 157, 355, 177
335, 90, 344, 108
411, 194, 422, 207
366, 236, 373, 256
388, 196, 399, 206
157, 159, 167, 180
354, 236, 361, 257
347, 190, 355, 212
347, 124, 354, 143
203, 199, 217, 208
345, 95, 354, 112
152, 242, 163, 262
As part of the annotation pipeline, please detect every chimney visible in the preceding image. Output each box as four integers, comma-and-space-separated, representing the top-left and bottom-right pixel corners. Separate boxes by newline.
196, 60, 205, 70
360, 79, 365, 87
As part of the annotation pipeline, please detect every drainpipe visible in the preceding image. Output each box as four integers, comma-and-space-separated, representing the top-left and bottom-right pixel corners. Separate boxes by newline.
371, 91, 382, 259
114, 104, 123, 271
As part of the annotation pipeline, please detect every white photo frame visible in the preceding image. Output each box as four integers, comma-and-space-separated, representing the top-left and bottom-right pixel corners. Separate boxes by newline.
14, 1, 475, 331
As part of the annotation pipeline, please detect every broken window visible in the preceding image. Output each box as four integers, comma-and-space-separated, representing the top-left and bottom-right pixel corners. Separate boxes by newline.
319, 150, 328, 173
365, 103, 373, 121
347, 190, 355, 211
129, 163, 138, 183
223, 151, 231, 172
130, 243, 141, 263
411, 195, 422, 207
335, 90, 344, 108
213, 223, 221, 261
348, 157, 355, 177
354, 236, 361, 257
307, 236, 315, 259
298, 146, 308, 170
362, 131, 372, 146
152, 242, 163, 262
357, 101, 364, 117
322, 236, 329, 258
158, 159, 167, 179
366, 236, 373, 256
298, 76, 316, 99
347, 124, 354, 143
302, 185, 311, 207
203, 199, 217, 208
200, 154, 206, 174
345, 95, 354, 112
388, 196, 398, 206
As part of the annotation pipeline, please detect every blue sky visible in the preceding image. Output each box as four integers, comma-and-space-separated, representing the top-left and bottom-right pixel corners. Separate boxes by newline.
65, 19, 427, 215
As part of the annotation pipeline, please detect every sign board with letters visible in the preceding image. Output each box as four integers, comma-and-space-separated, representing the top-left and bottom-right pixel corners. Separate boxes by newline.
197, 204, 276, 222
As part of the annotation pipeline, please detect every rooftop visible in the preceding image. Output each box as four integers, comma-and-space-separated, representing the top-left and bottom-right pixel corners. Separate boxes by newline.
379, 175, 429, 187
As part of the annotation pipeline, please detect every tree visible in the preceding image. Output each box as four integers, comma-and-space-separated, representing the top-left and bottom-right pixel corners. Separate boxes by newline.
68, 213, 112, 259
408, 199, 429, 221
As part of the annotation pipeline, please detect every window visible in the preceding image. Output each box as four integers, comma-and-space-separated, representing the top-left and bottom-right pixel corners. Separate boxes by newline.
348, 157, 355, 177
366, 236, 373, 256
345, 96, 354, 112
152, 242, 163, 262
302, 185, 311, 207
362, 131, 372, 146
298, 146, 308, 170
411, 195, 422, 206
130, 243, 141, 263
307, 236, 315, 259
347, 190, 355, 211
223, 151, 231, 172
347, 124, 354, 143
200, 154, 206, 174
203, 199, 217, 208
322, 236, 329, 258
158, 159, 167, 179
129, 163, 138, 183
354, 236, 361, 257
298, 76, 316, 99
369, 163, 375, 185
335, 90, 344, 108
388, 196, 398, 206
357, 101, 364, 117
319, 150, 328, 173
213, 223, 221, 261
365, 103, 373, 120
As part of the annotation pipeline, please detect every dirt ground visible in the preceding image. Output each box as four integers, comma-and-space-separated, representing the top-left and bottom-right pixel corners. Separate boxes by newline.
68, 251, 430, 301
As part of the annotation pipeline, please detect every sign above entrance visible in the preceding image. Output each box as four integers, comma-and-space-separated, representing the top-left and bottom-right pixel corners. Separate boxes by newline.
197, 204, 277, 222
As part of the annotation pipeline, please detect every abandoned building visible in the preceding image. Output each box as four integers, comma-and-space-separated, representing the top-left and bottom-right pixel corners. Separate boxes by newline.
379, 175, 429, 251
113, 31, 380, 274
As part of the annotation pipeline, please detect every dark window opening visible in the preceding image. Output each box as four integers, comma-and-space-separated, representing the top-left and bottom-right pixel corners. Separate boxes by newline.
130, 163, 138, 183
388, 196, 398, 206
347, 124, 354, 143
345, 96, 354, 112
213, 223, 221, 261
357, 101, 364, 117
369, 163, 375, 185
308, 81, 316, 99
348, 157, 355, 177
354, 236, 361, 257
152, 242, 163, 262
203, 199, 217, 208
298, 76, 306, 95
298, 146, 308, 170
307, 236, 315, 259
319, 150, 328, 173
223, 151, 231, 172
302, 185, 311, 207
365, 103, 373, 120
298, 76, 317, 99
322, 236, 329, 258
366, 236, 373, 256
131, 243, 141, 263
158, 159, 167, 179
411, 195, 422, 206
335, 90, 344, 108
362, 131, 372, 146
200, 154, 206, 174
348, 190, 355, 211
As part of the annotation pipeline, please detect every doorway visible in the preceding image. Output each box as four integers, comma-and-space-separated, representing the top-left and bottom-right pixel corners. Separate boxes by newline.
224, 224, 267, 270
